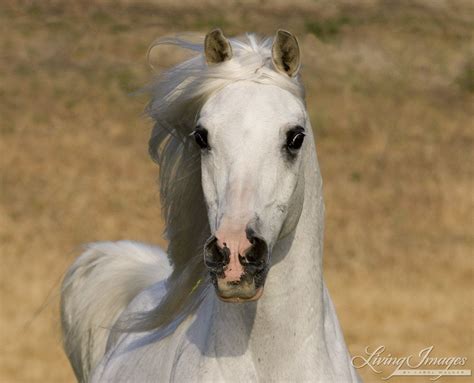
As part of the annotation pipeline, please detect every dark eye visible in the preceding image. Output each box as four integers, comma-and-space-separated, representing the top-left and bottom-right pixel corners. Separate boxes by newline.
286, 126, 306, 151
192, 126, 210, 150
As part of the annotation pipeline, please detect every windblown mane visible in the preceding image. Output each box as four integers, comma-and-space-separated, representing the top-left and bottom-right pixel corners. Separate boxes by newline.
124, 33, 305, 334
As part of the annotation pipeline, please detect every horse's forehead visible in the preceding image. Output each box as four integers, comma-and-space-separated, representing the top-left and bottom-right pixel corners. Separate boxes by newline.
200, 82, 304, 129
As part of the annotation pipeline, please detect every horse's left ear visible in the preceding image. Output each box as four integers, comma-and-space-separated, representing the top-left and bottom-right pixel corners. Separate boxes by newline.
272, 30, 301, 77
204, 28, 233, 64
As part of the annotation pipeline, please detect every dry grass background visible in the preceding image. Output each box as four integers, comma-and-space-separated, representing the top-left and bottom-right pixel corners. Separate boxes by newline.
0, 0, 473, 382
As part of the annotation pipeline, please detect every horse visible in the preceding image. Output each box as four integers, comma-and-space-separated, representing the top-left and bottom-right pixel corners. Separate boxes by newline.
60, 29, 362, 382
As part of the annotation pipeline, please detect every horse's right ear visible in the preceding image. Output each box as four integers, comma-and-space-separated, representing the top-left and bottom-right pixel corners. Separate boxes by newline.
272, 30, 300, 77
204, 29, 233, 64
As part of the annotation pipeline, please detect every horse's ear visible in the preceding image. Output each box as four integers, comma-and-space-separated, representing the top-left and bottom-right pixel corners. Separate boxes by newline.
272, 30, 301, 77
204, 28, 233, 64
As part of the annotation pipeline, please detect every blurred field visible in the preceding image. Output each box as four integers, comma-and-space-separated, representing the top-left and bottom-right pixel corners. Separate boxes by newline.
0, 1, 473, 382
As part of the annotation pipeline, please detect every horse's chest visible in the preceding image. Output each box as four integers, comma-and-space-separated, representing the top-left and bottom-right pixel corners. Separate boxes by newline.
170, 332, 259, 382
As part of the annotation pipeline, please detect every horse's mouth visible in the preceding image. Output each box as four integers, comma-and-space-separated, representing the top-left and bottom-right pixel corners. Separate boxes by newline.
216, 286, 264, 303
210, 268, 268, 303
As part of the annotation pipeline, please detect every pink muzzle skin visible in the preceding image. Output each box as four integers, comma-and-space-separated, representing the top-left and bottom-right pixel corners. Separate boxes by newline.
215, 229, 252, 282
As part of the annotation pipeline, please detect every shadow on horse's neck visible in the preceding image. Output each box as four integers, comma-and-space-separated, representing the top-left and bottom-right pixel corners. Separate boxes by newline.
186, 135, 325, 358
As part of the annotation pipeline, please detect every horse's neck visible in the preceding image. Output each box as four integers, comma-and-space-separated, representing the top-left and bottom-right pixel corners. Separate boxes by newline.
208, 130, 330, 375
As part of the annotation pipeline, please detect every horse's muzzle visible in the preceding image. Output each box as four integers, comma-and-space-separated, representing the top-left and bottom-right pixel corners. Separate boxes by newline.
204, 229, 269, 302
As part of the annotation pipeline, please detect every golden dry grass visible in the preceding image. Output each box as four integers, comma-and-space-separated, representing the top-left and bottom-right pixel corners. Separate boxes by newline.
0, 1, 473, 382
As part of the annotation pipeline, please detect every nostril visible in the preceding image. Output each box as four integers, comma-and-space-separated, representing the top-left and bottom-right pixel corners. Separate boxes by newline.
204, 236, 230, 271
241, 234, 268, 270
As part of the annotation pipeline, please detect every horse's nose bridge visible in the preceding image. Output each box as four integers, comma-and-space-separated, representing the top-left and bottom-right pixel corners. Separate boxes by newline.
221, 162, 259, 217
213, 151, 265, 240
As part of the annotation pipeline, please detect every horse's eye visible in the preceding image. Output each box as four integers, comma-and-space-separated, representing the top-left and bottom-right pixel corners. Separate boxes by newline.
192, 127, 210, 150
286, 126, 306, 151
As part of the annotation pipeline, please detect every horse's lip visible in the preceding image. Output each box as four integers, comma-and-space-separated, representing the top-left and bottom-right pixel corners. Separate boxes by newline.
216, 286, 264, 303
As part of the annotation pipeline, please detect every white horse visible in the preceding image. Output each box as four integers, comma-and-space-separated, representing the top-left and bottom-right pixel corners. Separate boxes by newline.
60, 29, 362, 382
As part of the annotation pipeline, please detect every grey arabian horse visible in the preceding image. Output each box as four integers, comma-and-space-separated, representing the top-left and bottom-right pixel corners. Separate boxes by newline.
61, 29, 362, 382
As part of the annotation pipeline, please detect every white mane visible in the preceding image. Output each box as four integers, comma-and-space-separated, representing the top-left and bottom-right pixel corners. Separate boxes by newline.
121, 33, 306, 334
